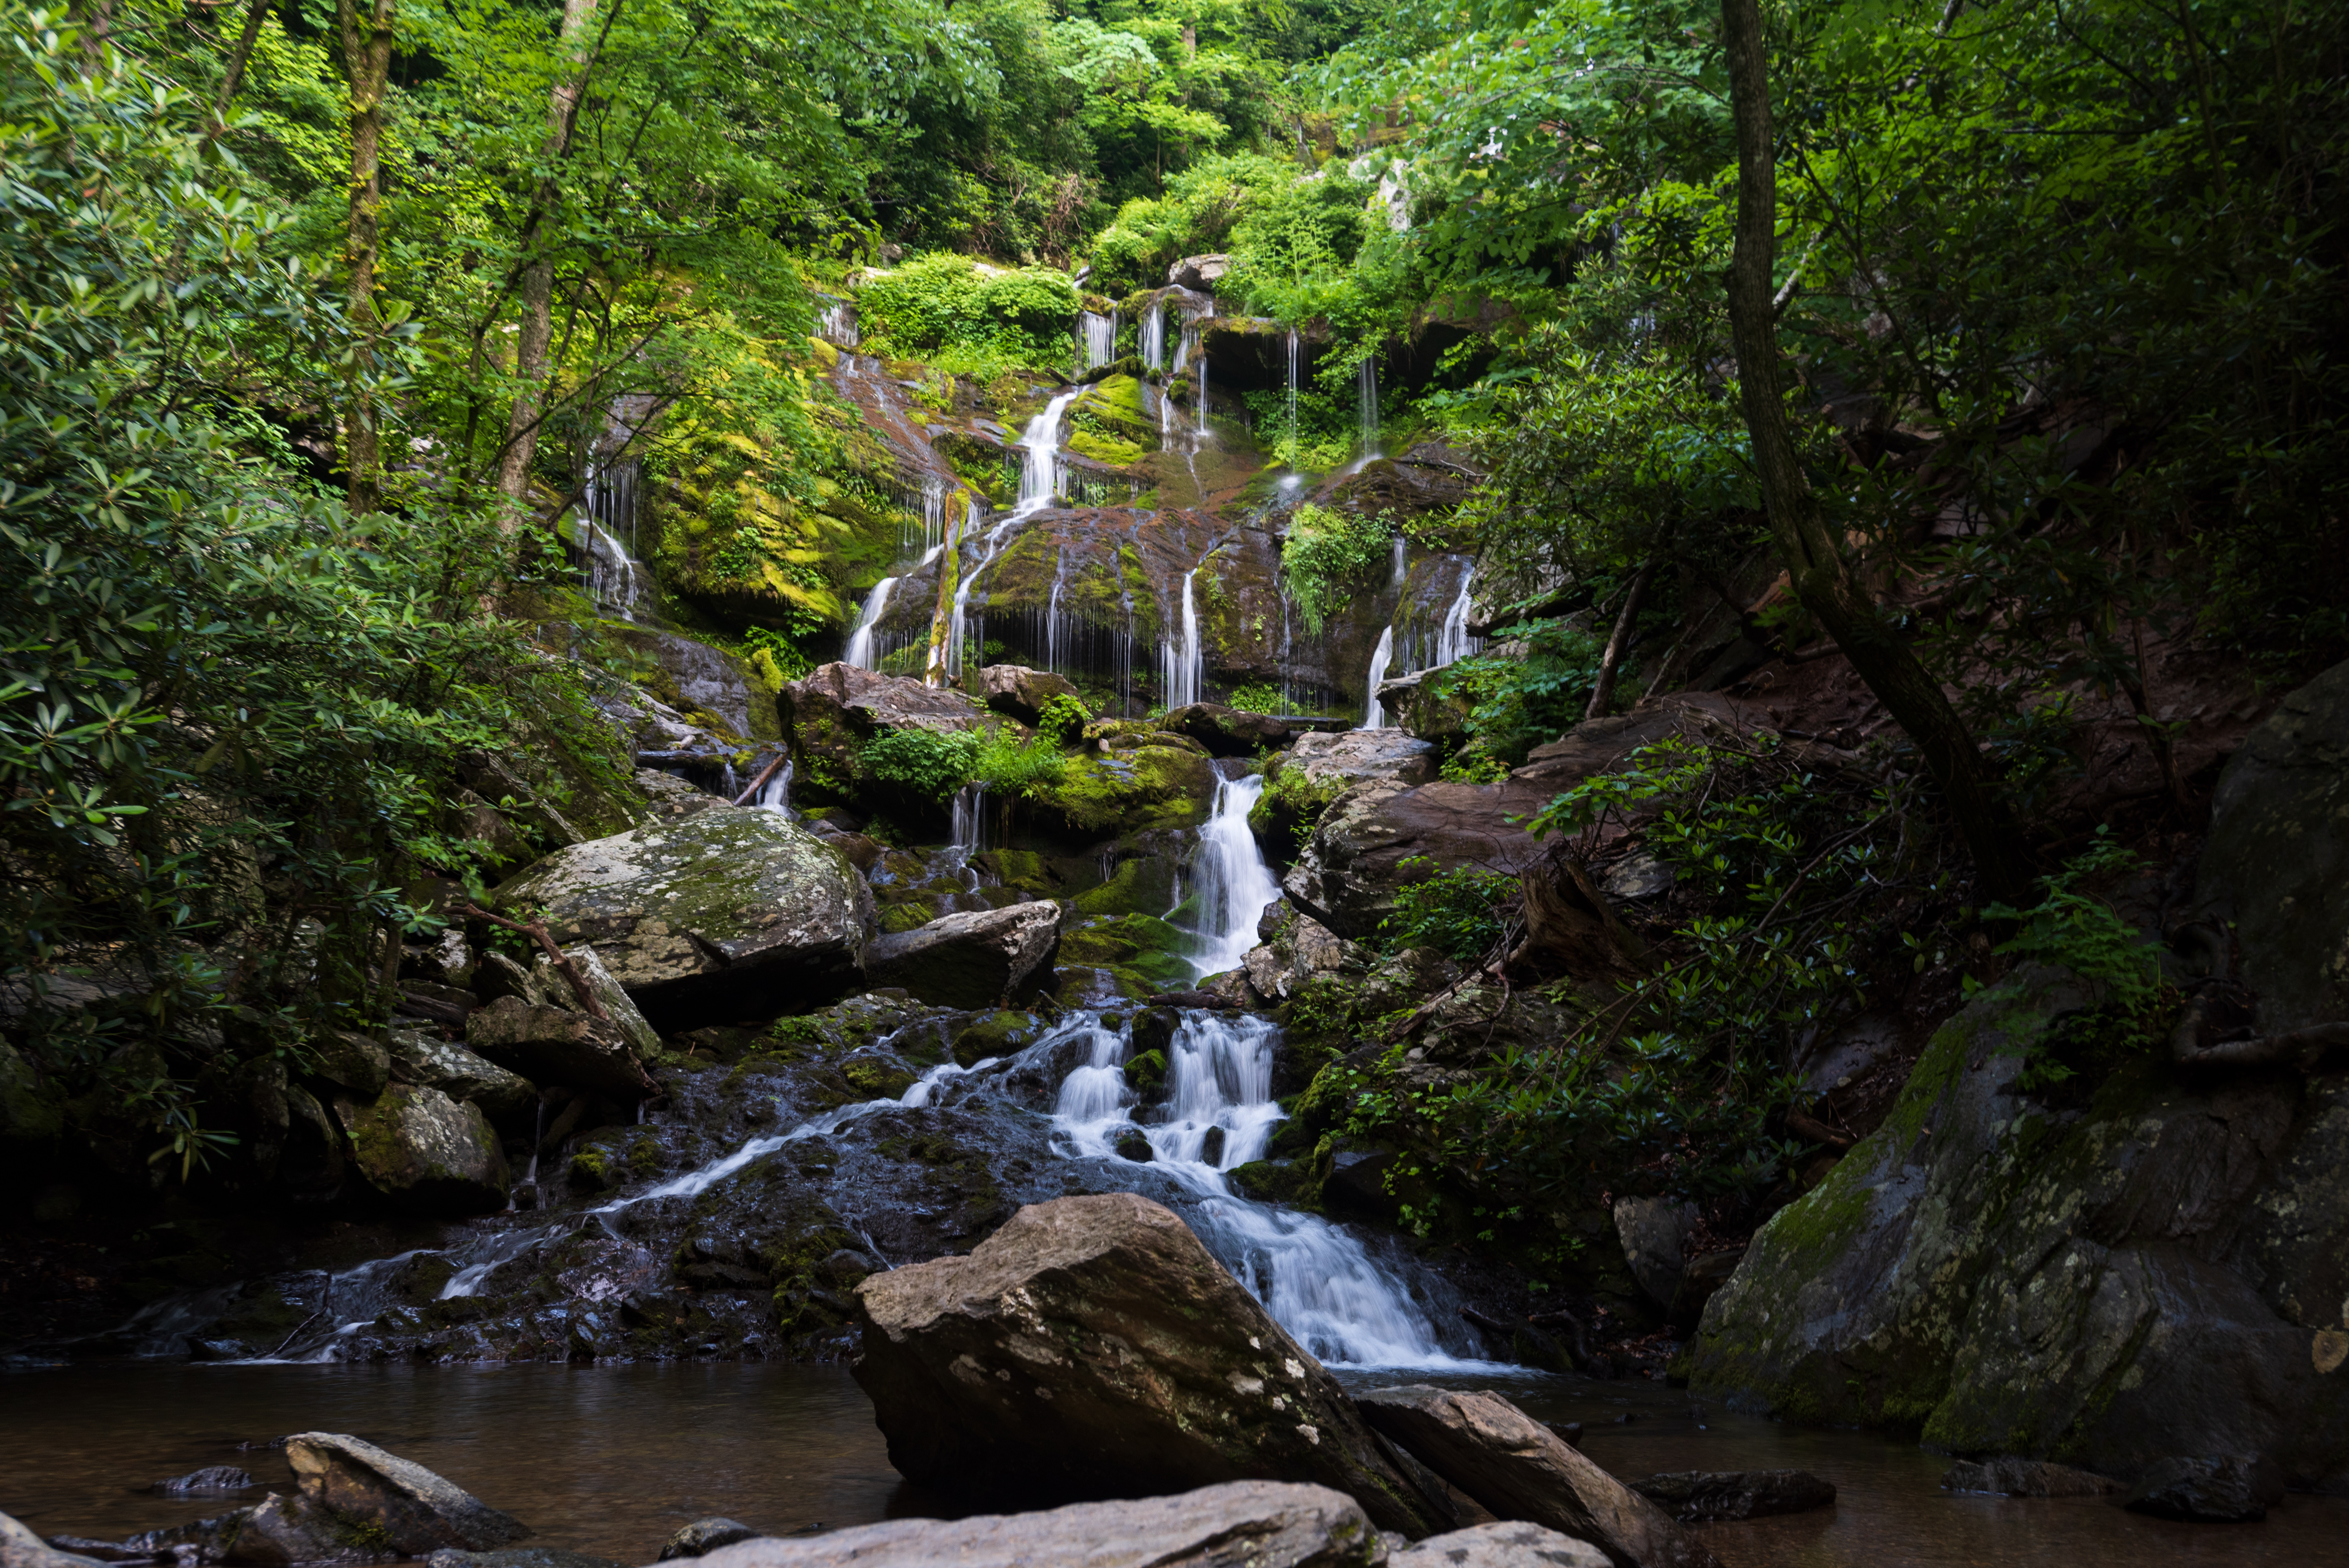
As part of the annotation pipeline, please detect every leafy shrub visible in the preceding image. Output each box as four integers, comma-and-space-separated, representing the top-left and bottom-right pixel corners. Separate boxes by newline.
971, 727, 1068, 796
1439, 743, 1509, 783
1035, 693, 1091, 746
855, 254, 1079, 378
1226, 683, 1284, 714
863, 729, 979, 801
1281, 504, 1394, 632
1978, 831, 2170, 1084
1381, 858, 1515, 959
1425, 619, 1603, 766
743, 626, 814, 683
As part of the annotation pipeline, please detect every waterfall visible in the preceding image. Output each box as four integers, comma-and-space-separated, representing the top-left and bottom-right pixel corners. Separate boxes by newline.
1285, 328, 1300, 469
1080, 309, 1118, 371
1363, 625, 1395, 729
816, 297, 858, 348
576, 457, 646, 617
947, 389, 1080, 680
1435, 569, 1479, 668
1171, 322, 1191, 377
912, 475, 950, 563
1045, 547, 1070, 673
1391, 535, 1407, 585
755, 757, 791, 811
1189, 772, 1282, 979
1141, 303, 1165, 371
1196, 347, 1211, 439
949, 783, 988, 852
1358, 358, 1380, 458
845, 577, 897, 669
1161, 568, 1201, 709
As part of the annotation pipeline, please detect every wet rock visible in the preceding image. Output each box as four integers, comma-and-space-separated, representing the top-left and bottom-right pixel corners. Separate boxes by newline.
3, 1514, 105, 1568
309, 1031, 391, 1097
1284, 730, 1436, 789
424, 1553, 622, 1568
635, 768, 730, 822
977, 665, 1080, 725
1161, 703, 1292, 757
1027, 740, 1218, 839
863, 903, 1061, 1009
1168, 254, 1232, 291
281, 1432, 528, 1556
494, 806, 874, 1031
2123, 1455, 2281, 1522
851, 1192, 1440, 1534
1354, 1385, 1721, 1568
1940, 1458, 2118, 1497
1613, 1198, 1697, 1314
1112, 1128, 1155, 1162
690, 1481, 1378, 1568
657, 1520, 759, 1562
465, 999, 651, 1102
952, 1009, 1042, 1066
334, 1086, 509, 1215
1388, 1524, 1608, 1568
544, 946, 663, 1059
471, 952, 535, 1005
1624, 1471, 1835, 1523
55, 1514, 248, 1565
2191, 656, 2349, 1029
150, 1469, 255, 1497
780, 664, 987, 799
386, 1032, 534, 1125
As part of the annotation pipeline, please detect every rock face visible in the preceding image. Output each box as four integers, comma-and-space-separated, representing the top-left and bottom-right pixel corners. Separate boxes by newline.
1388, 1524, 1608, 1568
1284, 730, 1437, 789
1624, 1471, 1835, 1523
780, 663, 988, 799
493, 806, 874, 1030
692, 1482, 1377, 1568
333, 1086, 509, 1215
2, 1513, 103, 1568
1687, 964, 2349, 1487
2192, 656, 2349, 1030
1162, 703, 1292, 757
862, 903, 1061, 1009
1353, 1386, 1720, 1568
978, 664, 1080, 724
1612, 1198, 1698, 1314
229, 1433, 529, 1565
465, 998, 651, 1102
851, 1193, 1441, 1534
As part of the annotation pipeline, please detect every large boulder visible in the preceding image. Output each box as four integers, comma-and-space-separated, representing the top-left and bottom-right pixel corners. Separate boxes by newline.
1355, 1387, 1719, 1568
851, 1193, 1442, 1534
2, 1513, 103, 1568
1390, 1525, 1607, 1568
1624, 1471, 1834, 1523
386, 1030, 535, 1124
1162, 703, 1293, 757
465, 998, 651, 1101
334, 1086, 509, 1215
492, 806, 874, 1031
780, 663, 987, 798
2192, 656, 2349, 1030
862, 903, 1061, 1009
689, 1483, 1377, 1568
228, 1433, 528, 1565
978, 664, 1081, 725
1613, 1197, 1698, 1314
1283, 729, 1437, 789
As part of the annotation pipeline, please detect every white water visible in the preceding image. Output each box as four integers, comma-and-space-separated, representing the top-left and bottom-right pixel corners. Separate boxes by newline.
1363, 624, 1395, 729
1285, 327, 1301, 470
1080, 309, 1118, 370
844, 577, 897, 669
1358, 357, 1380, 458
1188, 773, 1282, 979
1161, 568, 1201, 709
944, 390, 1080, 682
1141, 303, 1165, 371
754, 757, 791, 812
949, 782, 989, 852
816, 297, 858, 348
1435, 569, 1479, 668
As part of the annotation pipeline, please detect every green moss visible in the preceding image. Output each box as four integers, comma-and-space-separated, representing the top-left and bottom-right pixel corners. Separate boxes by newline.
879, 898, 939, 934
954, 1010, 1039, 1066
842, 1059, 918, 1099
1058, 913, 1195, 989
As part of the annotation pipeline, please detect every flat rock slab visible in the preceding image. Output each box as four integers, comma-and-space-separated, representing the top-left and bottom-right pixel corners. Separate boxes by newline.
852, 1194, 1440, 1535
1355, 1387, 1720, 1568
681, 1482, 1380, 1568
1626, 1471, 1834, 1523
1389, 1524, 1609, 1568
286, 1432, 529, 1555
863, 903, 1060, 1009
3, 1513, 106, 1568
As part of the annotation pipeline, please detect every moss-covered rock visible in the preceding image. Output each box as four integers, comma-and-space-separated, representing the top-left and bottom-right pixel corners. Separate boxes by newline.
334, 1085, 509, 1215
1057, 912, 1195, 996
954, 1009, 1042, 1066
1026, 737, 1215, 839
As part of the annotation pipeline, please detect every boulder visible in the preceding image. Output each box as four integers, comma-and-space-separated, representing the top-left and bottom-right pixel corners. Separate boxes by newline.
465, 998, 651, 1101
779, 663, 988, 796
1389, 1525, 1608, 1568
549, 945, 663, 1059
150, 1468, 256, 1497
1168, 254, 1233, 291
1353, 1386, 1721, 1568
978, 664, 1081, 725
1940, 1458, 2117, 1497
635, 769, 730, 823
1612, 1198, 1698, 1314
656, 1520, 759, 1561
386, 1031, 535, 1124
688, 1482, 1378, 1568
1162, 703, 1292, 757
492, 806, 874, 1031
284, 1433, 528, 1555
334, 1086, 509, 1215
2192, 656, 2349, 1030
1241, 915, 1357, 1003
2, 1514, 105, 1568
851, 1193, 1441, 1534
862, 903, 1061, 1009
309, 1031, 390, 1096
1624, 1471, 1834, 1523
1284, 730, 1437, 789
425, 1554, 623, 1568
2123, 1455, 2281, 1522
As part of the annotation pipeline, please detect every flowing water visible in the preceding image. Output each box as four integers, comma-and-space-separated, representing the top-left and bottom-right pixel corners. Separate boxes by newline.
945, 390, 1081, 681
1160, 568, 1202, 710
1363, 624, 1395, 729
843, 578, 896, 669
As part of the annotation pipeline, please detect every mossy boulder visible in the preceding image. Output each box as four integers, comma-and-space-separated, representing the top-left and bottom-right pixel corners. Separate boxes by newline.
1057, 913, 1195, 996
1026, 737, 1215, 839
334, 1085, 509, 1215
954, 1010, 1042, 1067
778, 662, 988, 805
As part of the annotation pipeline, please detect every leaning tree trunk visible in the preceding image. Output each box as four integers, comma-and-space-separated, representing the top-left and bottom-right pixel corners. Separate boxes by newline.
1716, 0, 2032, 905
334, 0, 394, 515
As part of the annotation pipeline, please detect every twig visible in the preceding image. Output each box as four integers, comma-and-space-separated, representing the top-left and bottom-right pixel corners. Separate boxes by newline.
731, 751, 789, 806
461, 904, 610, 1022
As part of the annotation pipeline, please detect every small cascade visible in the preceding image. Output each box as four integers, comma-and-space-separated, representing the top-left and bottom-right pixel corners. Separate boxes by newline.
754, 757, 792, 811
1157, 378, 1183, 454
1160, 568, 1201, 709
1391, 535, 1408, 586
1141, 302, 1165, 371
945, 389, 1080, 681
907, 475, 951, 563
845, 577, 898, 669
1045, 547, 1071, 673
1188, 769, 1283, 979
816, 297, 858, 348
1171, 321, 1192, 377
1196, 346, 1211, 439
575, 457, 647, 617
1080, 309, 1118, 371
1364, 624, 1395, 729
1435, 569, 1479, 668
1358, 357, 1381, 458
949, 783, 989, 852
1285, 327, 1300, 469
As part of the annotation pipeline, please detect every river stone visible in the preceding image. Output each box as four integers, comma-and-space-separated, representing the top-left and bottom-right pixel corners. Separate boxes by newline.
1388, 1524, 1608, 1568
1353, 1386, 1721, 1568
656, 1519, 759, 1561
333, 1086, 508, 1215
309, 1031, 391, 1097
492, 806, 874, 1031
850, 1193, 1441, 1534
862, 903, 1061, 1009
2193, 656, 2349, 1030
1284, 730, 1437, 789
687, 1482, 1378, 1568
283, 1432, 529, 1555
2, 1514, 105, 1568
1613, 1198, 1698, 1314
1168, 254, 1232, 291
426, 1553, 624, 1568
465, 998, 651, 1101
977, 664, 1080, 724
1940, 1457, 2117, 1497
780, 663, 988, 796
1624, 1471, 1834, 1523
1162, 703, 1292, 757
386, 1031, 534, 1124
2123, 1454, 2281, 1522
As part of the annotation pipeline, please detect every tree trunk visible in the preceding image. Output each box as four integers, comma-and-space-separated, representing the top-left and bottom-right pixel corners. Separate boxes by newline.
494, 0, 603, 514
1716, 0, 2032, 904
1585, 558, 1657, 719
334, 0, 394, 515
212, 0, 273, 127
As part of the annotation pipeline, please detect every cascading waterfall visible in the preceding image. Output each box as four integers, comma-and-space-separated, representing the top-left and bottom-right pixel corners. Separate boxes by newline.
754, 757, 791, 811
576, 457, 647, 617
845, 578, 897, 669
1284, 327, 1301, 469
946, 390, 1080, 680
1363, 624, 1395, 730
949, 783, 989, 852
1358, 357, 1381, 458
1141, 303, 1165, 371
1160, 568, 1201, 709
816, 297, 858, 348
1188, 771, 1282, 978
1196, 345, 1211, 438
1435, 569, 1480, 668
1080, 309, 1118, 371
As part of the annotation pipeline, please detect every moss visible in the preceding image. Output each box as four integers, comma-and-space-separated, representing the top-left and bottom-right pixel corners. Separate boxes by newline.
1029, 745, 1214, 837
1058, 914, 1195, 988
842, 1058, 918, 1099
1227, 1158, 1319, 1206
878, 898, 938, 934
954, 1010, 1039, 1066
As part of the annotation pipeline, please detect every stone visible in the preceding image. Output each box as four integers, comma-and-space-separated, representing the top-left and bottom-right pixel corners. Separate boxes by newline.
1664, 1253, 1740, 1335
62, 1514, 248, 1565
425, 1553, 623, 1568
1353, 1386, 1721, 1568
334, 1086, 509, 1215
688, 1482, 1378, 1568
471, 952, 535, 1005
1161, 703, 1292, 757
2, 1513, 105, 1568
656, 1520, 759, 1562
1168, 254, 1233, 291
1613, 1197, 1698, 1313
150, 1468, 255, 1497
279, 1086, 344, 1203
224, 1494, 334, 1567
545, 946, 663, 1059
861, 903, 1061, 1009
464, 998, 651, 1101
1241, 915, 1358, 1003
1388, 1524, 1608, 1568
851, 1193, 1441, 1534
977, 665, 1081, 725
1940, 1458, 2118, 1497
780, 663, 988, 797
1624, 1471, 1835, 1523
493, 806, 875, 1031
308, 1031, 390, 1096
2123, 1455, 2281, 1522
2192, 656, 2349, 1031
635, 768, 731, 822
282, 1432, 529, 1555
1284, 730, 1437, 789
386, 1031, 535, 1124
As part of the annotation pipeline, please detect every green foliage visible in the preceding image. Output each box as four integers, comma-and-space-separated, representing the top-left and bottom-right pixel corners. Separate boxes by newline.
1035, 693, 1092, 746
742, 627, 815, 683
1380, 858, 1514, 960
1425, 619, 1602, 767
1438, 744, 1509, 784
971, 727, 1069, 796
855, 254, 1081, 378
1226, 683, 1284, 715
1977, 832, 2167, 1085
1281, 504, 1394, 634
863, 729, 980, 802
